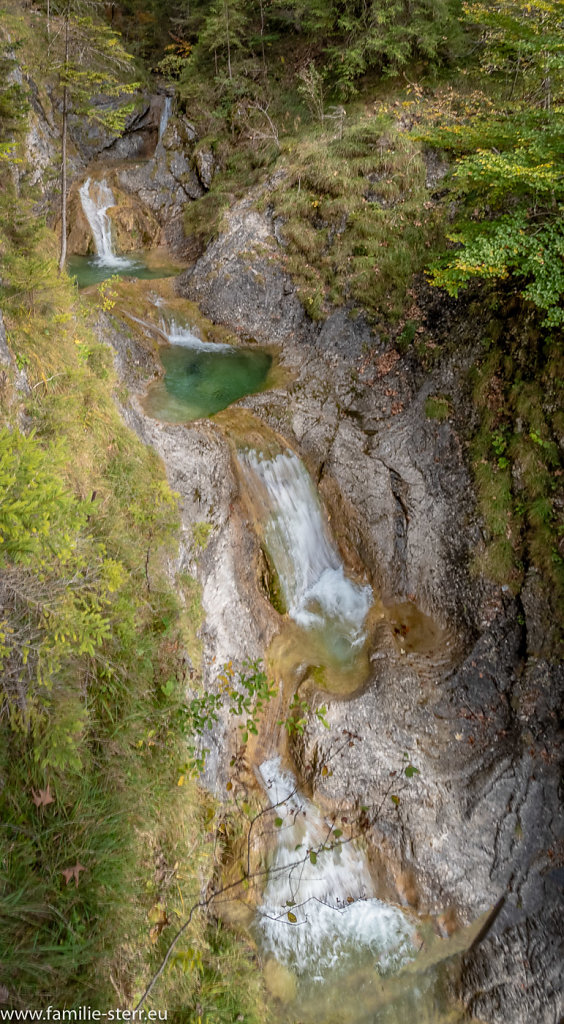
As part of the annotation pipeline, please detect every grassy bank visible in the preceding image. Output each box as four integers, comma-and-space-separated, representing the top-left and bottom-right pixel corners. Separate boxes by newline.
0, 17, 268, 1017
183, 92, 446, 324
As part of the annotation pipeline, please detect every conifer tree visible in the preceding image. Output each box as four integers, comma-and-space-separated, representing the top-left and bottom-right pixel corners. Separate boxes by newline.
198, 0, 249, 80
47, 1, 137, 272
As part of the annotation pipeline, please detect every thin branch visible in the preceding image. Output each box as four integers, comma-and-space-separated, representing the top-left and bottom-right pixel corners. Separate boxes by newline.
31, 372, 66, 390
135, 732, 403, 1011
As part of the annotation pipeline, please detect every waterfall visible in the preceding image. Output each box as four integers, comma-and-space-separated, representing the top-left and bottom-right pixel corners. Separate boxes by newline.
256, 757, 415, 979
78, 178, 133, 269
240, 450, 372, 651
165, 319, 232, 352
158, 95, 172, 145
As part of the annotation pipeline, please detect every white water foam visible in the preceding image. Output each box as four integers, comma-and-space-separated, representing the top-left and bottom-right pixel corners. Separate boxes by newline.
256, 757, 415, 978
78, 178, 133, 270
240, 450, 372, 647
158, 95, 172, 145
164, 319, 232, 352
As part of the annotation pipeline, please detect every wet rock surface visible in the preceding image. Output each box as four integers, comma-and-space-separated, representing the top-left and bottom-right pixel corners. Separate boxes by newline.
175, 193, 564, 1024
176, 194, 487, 635
114, 117, 204, 254
99, 315, 279, 793
460, 906, 563, 1024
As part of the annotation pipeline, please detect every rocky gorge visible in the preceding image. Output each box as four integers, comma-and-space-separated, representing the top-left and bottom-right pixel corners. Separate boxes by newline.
3, 49, 563, 1024
171, 183, 564, 1024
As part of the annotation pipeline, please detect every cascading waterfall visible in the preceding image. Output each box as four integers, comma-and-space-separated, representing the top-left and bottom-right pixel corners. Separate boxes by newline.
157, 95, 172, 145
78, 178, 133, 269
239, 450, 372, 655
256, 757, 415, 979
164, 318, 232, 352
124, 315, 228, 351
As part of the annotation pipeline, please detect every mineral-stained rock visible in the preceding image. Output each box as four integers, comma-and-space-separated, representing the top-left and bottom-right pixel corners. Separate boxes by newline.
66, 179, 160, 255
109, 196, 160, 252
175, 189, 564, 1024
97, 314, 279, 792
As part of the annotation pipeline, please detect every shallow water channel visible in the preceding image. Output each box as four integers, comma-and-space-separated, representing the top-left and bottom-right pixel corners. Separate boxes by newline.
145, 348, 472, 1022
255, 759, 471, 1024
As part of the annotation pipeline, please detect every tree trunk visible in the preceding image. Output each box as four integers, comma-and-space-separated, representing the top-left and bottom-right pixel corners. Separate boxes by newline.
259, 0, 266, 77
225, 0, 232, 80
58, 15, 69, 275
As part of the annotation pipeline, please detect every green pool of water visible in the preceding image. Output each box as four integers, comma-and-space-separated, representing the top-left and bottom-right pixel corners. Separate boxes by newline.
67, 255, 177, 289
143, 342, 273, 422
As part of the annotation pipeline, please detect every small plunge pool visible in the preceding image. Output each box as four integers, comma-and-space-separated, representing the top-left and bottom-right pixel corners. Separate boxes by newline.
143, 334, 273, 422
67, 254, 178, 289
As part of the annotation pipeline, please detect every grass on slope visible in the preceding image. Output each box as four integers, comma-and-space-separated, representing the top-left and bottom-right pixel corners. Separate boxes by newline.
0, 29, 268, 1015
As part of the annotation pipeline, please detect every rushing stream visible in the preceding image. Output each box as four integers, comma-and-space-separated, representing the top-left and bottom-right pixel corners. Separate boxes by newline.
255, 759, 471, 1024
129, 304, 469, 1022
157, 94, 173, 146
240, 449, 372, 663
78, 178, 133, 270
256, 757, 415, 977
76, 157, 475, 1020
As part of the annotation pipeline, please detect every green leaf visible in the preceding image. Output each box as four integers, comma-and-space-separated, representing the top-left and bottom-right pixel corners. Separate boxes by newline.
309, 850, 317, 865
405, 764, 419, 778
287, 911, 297, 923
391, 794, 400, 806
274, 816, 283, 827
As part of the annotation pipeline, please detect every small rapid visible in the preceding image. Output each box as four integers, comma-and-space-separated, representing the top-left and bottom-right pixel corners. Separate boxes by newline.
78, 177, 134, 270
164, 319, 232, 352
157, 95, 172, 146
256, 757, 415, 979
239, 450, 372, 656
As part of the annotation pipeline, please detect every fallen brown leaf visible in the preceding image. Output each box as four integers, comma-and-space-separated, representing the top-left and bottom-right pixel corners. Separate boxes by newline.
62, 863, 86, 888
31, 785, 55, 808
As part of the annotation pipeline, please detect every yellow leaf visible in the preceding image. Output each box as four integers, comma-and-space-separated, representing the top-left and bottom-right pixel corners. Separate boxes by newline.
148, 903, 167, 925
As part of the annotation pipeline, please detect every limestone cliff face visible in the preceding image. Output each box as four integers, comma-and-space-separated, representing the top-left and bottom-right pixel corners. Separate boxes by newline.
175, 193, 564, 1024
16, 76, 208, 256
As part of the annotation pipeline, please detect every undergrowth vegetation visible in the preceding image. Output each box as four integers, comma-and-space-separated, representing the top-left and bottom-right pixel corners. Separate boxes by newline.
467, 319, 564, 627
265, 115, 444, 321
184, 107, 445, 323
1, 0, 562, 1012
0, 31, 268, 1018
